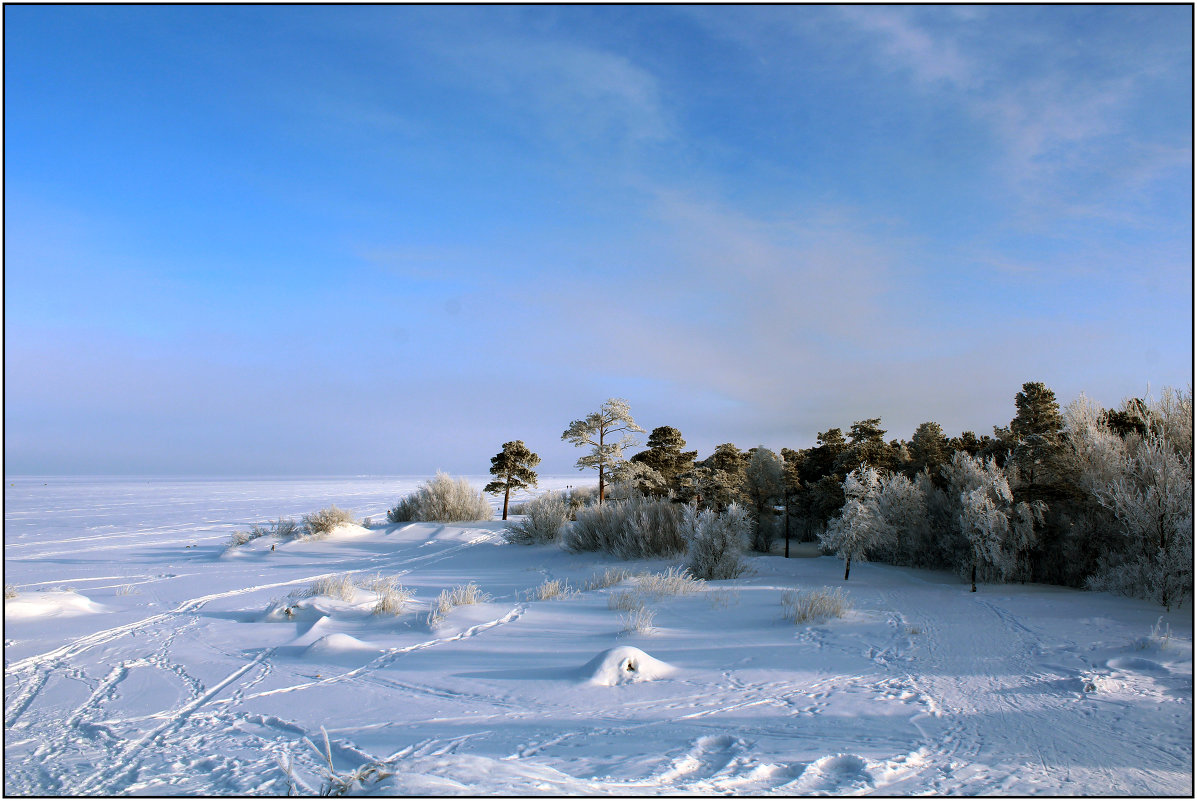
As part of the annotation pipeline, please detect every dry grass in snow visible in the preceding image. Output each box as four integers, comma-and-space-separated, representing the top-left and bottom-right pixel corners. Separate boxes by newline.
781, 587, 851, 624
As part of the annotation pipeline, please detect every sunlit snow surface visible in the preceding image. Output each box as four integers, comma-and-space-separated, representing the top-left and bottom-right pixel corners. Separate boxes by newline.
4, 476, 1192, 795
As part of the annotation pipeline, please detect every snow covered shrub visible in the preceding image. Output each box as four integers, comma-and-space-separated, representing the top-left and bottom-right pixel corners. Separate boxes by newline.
304, 573, 359, 602
566, 502, 627, 552
228, 530, 255, 548
228, 517, 299, 549
620, 605, 656, 635
683, 502, 750, 580
302, 506, 355, 538
302, 726, 394, 796
361, 517, 372, 529
426, 582, 490, 627
564, 495, 685, 558
531, 578, 576, 601
116, 583, 138, 596
4, 584, 17, 600
372, 585, 414, 616
819, 466, 895, 580
781, 587, 850, 624
387, 472, 492, 523
504, 492, 570, 545
636, 566, 703, 599
567, 484, 599, 513
582, 566, 633, 591
361, 573, 413, 614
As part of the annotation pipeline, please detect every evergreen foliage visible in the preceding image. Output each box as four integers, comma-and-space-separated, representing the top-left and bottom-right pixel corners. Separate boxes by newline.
630, 426, 697, 496
484, 440, 541, 520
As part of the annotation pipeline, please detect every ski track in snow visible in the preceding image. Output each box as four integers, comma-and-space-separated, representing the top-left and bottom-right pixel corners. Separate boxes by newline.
4, 477, 1192, 795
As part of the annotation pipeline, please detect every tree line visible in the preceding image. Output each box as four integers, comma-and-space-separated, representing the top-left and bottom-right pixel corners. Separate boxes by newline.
483, 383, 1192, 608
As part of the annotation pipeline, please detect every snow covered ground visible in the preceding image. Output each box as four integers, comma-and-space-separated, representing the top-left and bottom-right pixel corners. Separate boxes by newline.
4, 476, 1192, 795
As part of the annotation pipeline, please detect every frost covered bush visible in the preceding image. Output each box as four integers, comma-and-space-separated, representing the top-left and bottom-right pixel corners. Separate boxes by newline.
635, 566, 704, 599
303, 573, 359, 602
4, 584, 17, 600
530, 578, 576, 601
564, 495, 685, 558
504, 492, 570, 545
302, 506, 355, 538
582, 566, 633, 591
227, 517, 300, 549
372, 585, 414, 616
567, 485, 599, 513
781, 587, 850, 623
387, 472, 492, 523
620, 605, 656, 635
427, 582, 490, 627
683, 502, 750, 580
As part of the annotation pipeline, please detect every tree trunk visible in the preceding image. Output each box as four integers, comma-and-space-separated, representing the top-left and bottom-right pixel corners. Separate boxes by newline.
784, 503, 790, 558
598, 465, 605, 505
502, 484, 511, 520
844, 553, 852, 581
970, 562, 977, 592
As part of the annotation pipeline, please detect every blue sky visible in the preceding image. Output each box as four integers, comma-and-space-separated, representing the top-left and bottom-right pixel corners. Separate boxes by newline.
5, 5, 1192, 476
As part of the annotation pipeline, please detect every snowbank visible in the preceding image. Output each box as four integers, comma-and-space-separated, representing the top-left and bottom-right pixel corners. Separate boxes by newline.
4, 590, 108, 620
580, 646, 675, 686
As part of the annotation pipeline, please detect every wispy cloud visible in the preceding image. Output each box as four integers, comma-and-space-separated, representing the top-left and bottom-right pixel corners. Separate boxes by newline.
838, 5, 973, 89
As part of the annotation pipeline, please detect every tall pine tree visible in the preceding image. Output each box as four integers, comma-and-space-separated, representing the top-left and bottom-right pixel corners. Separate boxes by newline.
484, 441, 541, 520
561, 398, 645, 504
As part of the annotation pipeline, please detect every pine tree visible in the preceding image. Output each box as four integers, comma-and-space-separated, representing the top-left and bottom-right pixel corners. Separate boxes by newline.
630, 426, 697, 495
561, 398, 645, 504
835, 418, 895, 475
484, 441, 541, 520
908, 421, 951, 478
1009, 381, 1065, 495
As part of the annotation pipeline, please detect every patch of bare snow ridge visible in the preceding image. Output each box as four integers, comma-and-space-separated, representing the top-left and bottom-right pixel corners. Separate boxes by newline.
4, 589, 108, 620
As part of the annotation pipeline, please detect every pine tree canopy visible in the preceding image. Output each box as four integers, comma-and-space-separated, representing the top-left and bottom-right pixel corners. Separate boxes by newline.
1011, 382, 1064, 439
483, 440, 541, 494
631, 426, 697, 479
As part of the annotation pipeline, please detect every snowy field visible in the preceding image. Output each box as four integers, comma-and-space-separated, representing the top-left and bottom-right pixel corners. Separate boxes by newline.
4, 476, 1192, 795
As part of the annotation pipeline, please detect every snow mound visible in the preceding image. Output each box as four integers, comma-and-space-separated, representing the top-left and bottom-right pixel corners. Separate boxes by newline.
304, 632, 379, 656
319, 523, 371, 541
1107, 656, 1170, 675
580, 646, 674, 686
5, 590, 109, 620
789, 753, 874, 793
